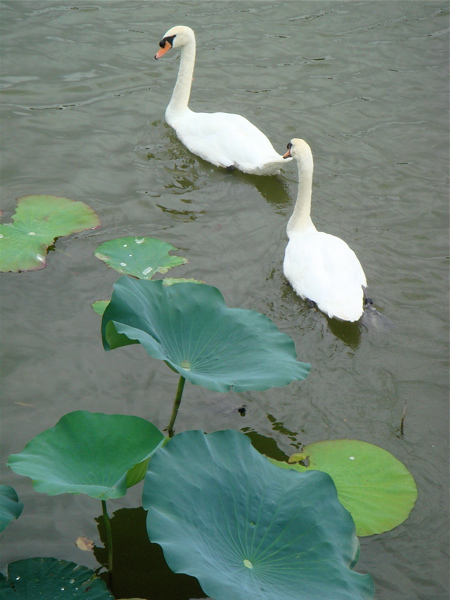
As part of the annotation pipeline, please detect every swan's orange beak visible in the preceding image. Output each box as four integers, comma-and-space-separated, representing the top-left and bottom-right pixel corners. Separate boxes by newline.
154, 40, 172, 60
283, 148, 292, 159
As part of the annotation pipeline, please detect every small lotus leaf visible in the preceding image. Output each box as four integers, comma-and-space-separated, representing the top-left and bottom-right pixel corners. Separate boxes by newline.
0, 557, 113, 599
92, 300, 109, 316
95, 236, 187, 279
8, 411, 164, 500
270, 439, 418, 536
143, 429, 374, 600
0, 485, 23, 532
101, 277, 310, 392
0, 195, 100, 272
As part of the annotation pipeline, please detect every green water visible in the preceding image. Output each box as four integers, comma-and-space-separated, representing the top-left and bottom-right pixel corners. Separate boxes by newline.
1, 2, 448, 599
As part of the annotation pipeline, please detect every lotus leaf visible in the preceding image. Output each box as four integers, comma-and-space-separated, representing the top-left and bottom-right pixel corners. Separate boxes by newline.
101, 277, 310, 392
8, 411, 164, 500
143, 429, 374, 600
95, 236, 187, 279
0, 195, 100, 272
0, 485, 23, 532
0, 557, 113, 599
270, 439, 418, 536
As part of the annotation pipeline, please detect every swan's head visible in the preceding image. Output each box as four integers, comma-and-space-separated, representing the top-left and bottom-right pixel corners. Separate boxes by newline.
154, 26, 195, 60
283, 139, 313, 169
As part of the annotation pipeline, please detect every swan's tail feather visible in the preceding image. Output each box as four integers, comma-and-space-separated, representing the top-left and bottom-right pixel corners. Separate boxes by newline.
248, 155, 293, 176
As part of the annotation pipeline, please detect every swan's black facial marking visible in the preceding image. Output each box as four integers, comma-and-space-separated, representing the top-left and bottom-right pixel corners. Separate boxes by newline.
159, 35, 176, 49
283, 141, 293, 159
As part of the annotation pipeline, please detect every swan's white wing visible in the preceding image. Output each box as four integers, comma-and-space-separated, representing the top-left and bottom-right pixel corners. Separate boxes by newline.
284, 231, 367, 321
168, 110, 291, 175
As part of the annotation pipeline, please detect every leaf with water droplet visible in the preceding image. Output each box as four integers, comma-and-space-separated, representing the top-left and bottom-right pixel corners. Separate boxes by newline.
0, 557, 113, 598
95, 236, 187, 279
0, 195, 100, 272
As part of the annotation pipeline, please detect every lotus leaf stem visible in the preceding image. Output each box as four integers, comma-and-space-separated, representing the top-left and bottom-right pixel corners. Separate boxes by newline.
101, 499, 113, 587
167, 375, 186, 437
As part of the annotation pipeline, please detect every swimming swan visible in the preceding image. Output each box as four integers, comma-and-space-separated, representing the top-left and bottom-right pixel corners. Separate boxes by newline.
283, 139, 367, 322
154, 25, 292, 175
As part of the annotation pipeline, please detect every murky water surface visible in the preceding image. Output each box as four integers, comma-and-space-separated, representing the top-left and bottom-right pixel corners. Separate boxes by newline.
1, 2, 448, 599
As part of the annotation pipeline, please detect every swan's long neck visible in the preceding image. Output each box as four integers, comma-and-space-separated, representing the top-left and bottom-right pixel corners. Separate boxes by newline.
287, 152, 314, 236
166, 37, 196, 119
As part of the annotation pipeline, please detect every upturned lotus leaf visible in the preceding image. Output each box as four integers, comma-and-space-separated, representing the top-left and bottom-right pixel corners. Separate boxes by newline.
101, 277, 310, 392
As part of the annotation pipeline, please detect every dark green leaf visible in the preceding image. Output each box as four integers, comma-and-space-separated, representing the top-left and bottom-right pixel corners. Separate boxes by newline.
143, 429, 374, 600
0, 485, 23, 533
102, 277, 310, 392
0, 557, 113, 599
8, 411, 164, 500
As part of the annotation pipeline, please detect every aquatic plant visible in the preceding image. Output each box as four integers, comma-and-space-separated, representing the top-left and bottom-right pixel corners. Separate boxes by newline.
0, 485, 23, 533
95, 236, 187, 280
144, 429, 375, 600
101, 276, 310, 435
0, 195, 100, 272
3, 230, 417, 599
269, 439, 418, 536
8, 411, 164, 580
0, 558, 113, 599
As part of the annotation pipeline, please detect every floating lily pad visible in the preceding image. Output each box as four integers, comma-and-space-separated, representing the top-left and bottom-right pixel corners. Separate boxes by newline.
143, 430, 374, 600
0, 557, 113, 599
95, 236, 187, 279
270, 439, 418, 536
0, 485, 23, 532
102, 277, 310, 392
0, 195, 100, 272
162, 277, 203, 286
8, 411, 164, 500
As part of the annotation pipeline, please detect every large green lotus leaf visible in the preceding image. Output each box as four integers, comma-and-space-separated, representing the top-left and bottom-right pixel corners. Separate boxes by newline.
0, 485, 23, 533
95, 236, 187, 279
0, 558, 113, 599
0, 195, 100, 272
270, 439, 418, 536
101, 277, 310, 392
7, 411, 164, 500
143, 430, 374, 600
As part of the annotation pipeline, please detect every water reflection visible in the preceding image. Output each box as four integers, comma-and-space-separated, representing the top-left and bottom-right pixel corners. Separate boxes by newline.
95, 507, 204, 599
232, 170, 293, 212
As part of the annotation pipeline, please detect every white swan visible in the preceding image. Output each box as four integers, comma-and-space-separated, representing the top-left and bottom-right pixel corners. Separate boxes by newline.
154, 26, 292, 175
282, 139, 367, 322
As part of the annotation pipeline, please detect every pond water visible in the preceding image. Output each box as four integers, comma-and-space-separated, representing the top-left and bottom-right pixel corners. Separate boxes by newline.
1, 1, 448, 599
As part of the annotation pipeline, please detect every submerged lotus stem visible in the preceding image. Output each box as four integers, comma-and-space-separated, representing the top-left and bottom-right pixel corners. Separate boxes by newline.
167, 375, 186, 437
101, 500, 113, 587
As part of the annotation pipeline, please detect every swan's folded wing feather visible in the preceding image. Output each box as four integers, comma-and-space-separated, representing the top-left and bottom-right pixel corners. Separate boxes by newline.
284, 231, 366, 321
170, 110, 290, 173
